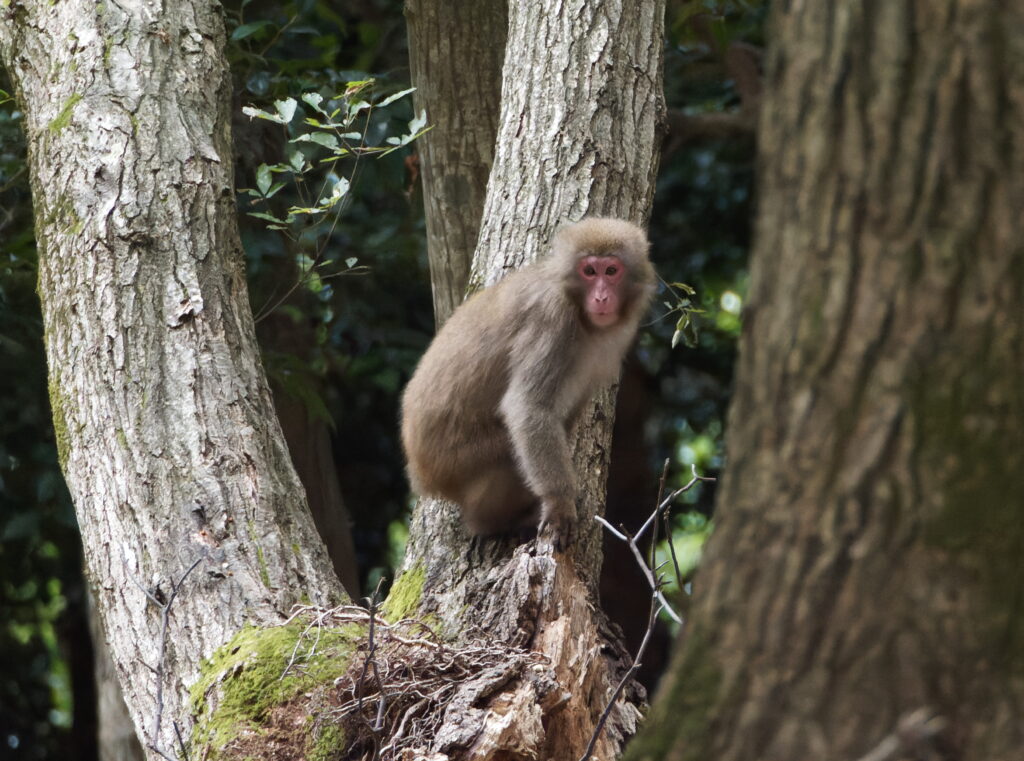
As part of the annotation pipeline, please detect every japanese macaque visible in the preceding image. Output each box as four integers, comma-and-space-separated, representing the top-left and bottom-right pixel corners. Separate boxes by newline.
401, 217, 656, 548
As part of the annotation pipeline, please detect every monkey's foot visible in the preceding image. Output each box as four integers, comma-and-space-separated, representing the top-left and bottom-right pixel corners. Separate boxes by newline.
538, 513, 576, 552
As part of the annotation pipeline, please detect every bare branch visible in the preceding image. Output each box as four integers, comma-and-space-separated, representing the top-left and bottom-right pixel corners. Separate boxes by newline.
578, 600, 663, 761
853, 708, 947, 761
126, 555, 204, 761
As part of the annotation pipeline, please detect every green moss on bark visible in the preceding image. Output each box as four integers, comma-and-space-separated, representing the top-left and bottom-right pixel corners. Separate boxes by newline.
47, 93, 82, 132
47, 375, 70, 470
381, 563, 425, 621
245, 522, 272, 588
913, 348, 1024, 660
189, 621, 362, 757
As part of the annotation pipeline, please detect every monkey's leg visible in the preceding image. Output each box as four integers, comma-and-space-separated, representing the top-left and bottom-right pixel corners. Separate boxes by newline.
459, 466, 538, 536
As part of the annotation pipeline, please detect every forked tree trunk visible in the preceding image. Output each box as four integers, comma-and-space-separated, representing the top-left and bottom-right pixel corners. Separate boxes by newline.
628, 3, 1024, 760
405, 0, 507, 326
396, 0, 666, 758
0, 1, 345, 755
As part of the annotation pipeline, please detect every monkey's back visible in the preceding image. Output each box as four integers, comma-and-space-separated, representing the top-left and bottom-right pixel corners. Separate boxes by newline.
400, 272, 535, 497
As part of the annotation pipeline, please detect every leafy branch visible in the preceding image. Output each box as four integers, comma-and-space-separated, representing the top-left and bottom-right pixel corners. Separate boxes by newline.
241, 80, 430, 228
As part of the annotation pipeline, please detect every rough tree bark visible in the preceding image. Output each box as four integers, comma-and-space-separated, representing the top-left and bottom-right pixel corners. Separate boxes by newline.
395, 0, 666, 758
0, 0, 346, 755
629, 3, 1024, 760
405, 0, 507, 325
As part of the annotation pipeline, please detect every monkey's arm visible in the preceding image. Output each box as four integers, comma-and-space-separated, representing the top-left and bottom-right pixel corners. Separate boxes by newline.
499, 321, 578, 546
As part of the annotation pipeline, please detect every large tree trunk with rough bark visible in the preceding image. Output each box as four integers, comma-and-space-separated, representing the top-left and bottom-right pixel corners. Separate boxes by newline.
0, 1, 346, 756
395, 0, 666, 758
405, 0, 507, 326
628, 3, 1024, 760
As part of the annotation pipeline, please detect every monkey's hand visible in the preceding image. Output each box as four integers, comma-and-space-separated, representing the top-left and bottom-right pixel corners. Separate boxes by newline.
538, 497, 576, 551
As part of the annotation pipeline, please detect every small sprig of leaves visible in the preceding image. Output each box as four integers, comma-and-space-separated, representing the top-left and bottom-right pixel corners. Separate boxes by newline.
241, 80, 425, 320
662, 280, 704, 348
241, 79, 430, 230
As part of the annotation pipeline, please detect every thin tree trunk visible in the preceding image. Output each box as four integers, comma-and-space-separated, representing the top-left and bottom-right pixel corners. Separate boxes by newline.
272, 386, 360, 596
0, 2, 346, 755
261, 311, 360, 596
397, 1, 666, 757
405, 0, 507, 325
629, 3, 1024, 760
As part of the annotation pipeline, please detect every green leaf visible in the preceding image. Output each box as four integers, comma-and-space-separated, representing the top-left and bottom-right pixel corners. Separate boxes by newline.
242, 105, 286, 124
290, 132, 339, 150
301, 92, 325, 112
345, 257, 358, 268
342, 79, 374, 97
683, 319, 699, 347
408, 109, 428, 134
230, 20, 273, 40
247, 211, 287, 224
376, 87, 416, 108
306, 271, 324, 294
255, 164, 272, 195
274, 98, 297, 124
347, 101, 371, 122
319, 177, 350, 206
289, 151, 305, 171
309, 132, 342, 149
378, 111, 432, 157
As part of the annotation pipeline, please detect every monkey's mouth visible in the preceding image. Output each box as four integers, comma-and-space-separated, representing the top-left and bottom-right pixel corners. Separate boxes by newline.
587, 310, 619, 328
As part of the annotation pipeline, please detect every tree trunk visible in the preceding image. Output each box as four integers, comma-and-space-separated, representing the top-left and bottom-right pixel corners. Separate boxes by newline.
271, 387, 359, 596
628, 3, 1024, 760
89, 595, 145, 761
396, 0, 666, 758
405, 0, 507, 325
261, 311, 360, 597
0, 1, 346, 756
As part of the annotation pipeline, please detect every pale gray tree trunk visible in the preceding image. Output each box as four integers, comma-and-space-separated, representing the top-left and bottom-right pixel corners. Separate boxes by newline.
405, 0, 507, 325
628, 2, 1024, 760
0, 1, 346, 756
397, 0, 666, 757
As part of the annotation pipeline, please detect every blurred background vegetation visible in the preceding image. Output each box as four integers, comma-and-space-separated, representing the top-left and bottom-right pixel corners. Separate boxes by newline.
0, 0, 761, 757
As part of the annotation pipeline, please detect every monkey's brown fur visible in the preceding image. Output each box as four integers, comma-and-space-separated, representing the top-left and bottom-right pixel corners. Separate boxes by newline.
401, 217, 656, 547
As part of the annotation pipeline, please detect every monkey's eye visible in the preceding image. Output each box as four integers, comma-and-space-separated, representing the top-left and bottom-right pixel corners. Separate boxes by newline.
605, 266, 618, 276
583, 265, 597, 276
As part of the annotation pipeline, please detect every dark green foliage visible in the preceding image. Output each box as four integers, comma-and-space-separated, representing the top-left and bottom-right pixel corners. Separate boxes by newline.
226, 0, 431, 592
642, 1, 762, 513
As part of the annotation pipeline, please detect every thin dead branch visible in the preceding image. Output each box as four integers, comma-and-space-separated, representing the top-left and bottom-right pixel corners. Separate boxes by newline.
853, 708, 947, 761
126, 554, 205, 761
584, 462, 715, 758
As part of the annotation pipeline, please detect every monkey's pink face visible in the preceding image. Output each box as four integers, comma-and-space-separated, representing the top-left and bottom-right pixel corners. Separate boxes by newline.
577, 255, 626, 328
